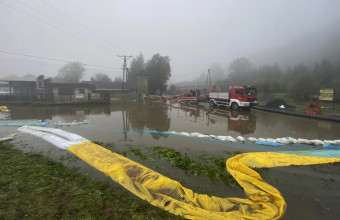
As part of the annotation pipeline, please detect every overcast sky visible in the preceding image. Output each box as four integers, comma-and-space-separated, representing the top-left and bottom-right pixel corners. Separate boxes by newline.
1, 0, 340, 82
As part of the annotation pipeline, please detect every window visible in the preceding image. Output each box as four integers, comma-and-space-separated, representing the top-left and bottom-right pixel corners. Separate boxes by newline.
245, 88, 257, 96
235, 89, 244, 95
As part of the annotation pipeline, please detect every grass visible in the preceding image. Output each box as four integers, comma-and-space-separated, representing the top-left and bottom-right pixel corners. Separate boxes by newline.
118, 145, 271, 188
150, 146, 239, 187
0, 138, 274, 219
271, 93, 290, 100
95, 143, 245, 188
0, 140, 183, 219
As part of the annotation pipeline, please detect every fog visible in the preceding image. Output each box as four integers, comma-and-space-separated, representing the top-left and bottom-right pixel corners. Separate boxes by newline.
1, 0, 340, 83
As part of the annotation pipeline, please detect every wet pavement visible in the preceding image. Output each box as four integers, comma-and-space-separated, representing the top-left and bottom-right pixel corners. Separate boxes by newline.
1, 102, 340, 219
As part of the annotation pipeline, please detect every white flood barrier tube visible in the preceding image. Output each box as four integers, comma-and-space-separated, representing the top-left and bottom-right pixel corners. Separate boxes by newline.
197, 134, 210, 138
324, 140, 336, 145
236, 136, 245, 143
24, 126, 88, 143
226, 136, 237, 142
180, 132, 190, 136
248, 137, 258, 142
190, 132, 200, 137
18, 126, 89, 149
165, 131, 340, 148
311, 139, 324, 146
217, 136, 227, 141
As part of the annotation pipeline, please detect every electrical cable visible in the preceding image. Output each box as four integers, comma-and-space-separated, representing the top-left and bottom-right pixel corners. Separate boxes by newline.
40, 0, 128, 55
14, 0, 116, 54
0, 1, 115, 55
0, 50, 121, 69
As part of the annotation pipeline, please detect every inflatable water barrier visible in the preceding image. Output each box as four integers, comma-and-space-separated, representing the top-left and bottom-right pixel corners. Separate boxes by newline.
0, 106, 8, 112
166, 131, 340, 148
17, 126, 340, 219
0, 120, 89, 127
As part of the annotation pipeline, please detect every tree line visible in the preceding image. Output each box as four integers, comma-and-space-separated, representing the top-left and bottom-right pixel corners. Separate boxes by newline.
128, 53, 171, 94
224, 57, 340, 101
55, 53, 171, 95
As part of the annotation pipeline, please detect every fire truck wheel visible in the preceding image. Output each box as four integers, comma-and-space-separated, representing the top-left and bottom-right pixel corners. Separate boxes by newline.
231, 102, 239, 110
209, 100, 216, 107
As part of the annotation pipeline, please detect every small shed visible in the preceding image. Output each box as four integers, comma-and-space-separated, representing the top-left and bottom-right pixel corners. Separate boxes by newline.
44, 78, 95, 104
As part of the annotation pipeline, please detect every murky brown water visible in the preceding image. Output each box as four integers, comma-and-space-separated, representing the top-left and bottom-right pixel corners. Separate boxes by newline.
4, 102, 340, 139
1, 102, 340, 219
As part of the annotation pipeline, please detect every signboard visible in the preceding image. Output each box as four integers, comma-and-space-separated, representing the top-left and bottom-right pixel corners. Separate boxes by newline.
91, 93, 100, 99
0, 87, 10, 94
137, 76, 148, 94
75, 94, 85, 99
36, 75, 45, 94
319, 88, 333, 101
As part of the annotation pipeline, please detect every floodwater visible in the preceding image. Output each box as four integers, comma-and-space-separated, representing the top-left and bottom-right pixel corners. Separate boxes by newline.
2, 102, 340, 219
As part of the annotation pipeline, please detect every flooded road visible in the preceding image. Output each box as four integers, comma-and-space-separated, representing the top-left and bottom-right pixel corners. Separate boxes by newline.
1, 102, 340, 219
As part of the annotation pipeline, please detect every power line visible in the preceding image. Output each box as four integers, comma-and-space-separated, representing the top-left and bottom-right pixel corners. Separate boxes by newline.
0, 1, 114, 55
14, 0, 114, 54
0, 50, 121, 69
40, 0, 127, 55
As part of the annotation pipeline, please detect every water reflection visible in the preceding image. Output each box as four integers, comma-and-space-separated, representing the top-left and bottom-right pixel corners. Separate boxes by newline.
5, 103, 340, 140
128, 103, 170, 139
171, 104, 205, 123
8, 105, 112, 121
168, 103, 257, 135
206, 107, 257, 135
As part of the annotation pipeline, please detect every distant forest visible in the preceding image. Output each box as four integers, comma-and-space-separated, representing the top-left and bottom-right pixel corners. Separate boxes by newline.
185, 57, 340, 102
222, 57, 340, 101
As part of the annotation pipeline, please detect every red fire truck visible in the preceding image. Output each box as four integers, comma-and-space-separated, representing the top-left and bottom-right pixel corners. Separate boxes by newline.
208, 85, 257, 110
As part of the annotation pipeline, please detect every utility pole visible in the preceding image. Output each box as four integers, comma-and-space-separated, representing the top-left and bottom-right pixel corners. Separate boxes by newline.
117, 55, 133, 105
206, 68, 211, 94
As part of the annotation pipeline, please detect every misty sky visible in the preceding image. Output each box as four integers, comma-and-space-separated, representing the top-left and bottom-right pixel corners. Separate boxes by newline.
1, 0, 340, 83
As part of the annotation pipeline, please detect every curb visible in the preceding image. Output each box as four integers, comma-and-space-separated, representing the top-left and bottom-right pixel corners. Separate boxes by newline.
253, 106, 340, 123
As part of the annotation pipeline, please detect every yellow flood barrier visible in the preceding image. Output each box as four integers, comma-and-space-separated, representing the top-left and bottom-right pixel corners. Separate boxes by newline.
18, 126, 340, 219
0, 106, 8, 112
68, 142, 340, 219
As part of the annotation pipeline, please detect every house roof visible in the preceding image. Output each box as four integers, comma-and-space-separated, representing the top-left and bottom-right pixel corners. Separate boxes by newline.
0, 76, 36, 82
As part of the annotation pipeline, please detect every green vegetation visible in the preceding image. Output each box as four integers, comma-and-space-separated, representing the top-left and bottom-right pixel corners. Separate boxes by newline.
271, 93, 290, 100
0, 141, 182, 219
150, 146, 238, 187
96, 143, 246, 188
129, 147, 148, 161
0, 138, 275, 219
224, 57, 340, 103
128, 53, 171, 94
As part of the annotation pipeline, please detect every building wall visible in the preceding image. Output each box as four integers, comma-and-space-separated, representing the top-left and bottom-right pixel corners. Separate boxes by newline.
11, 82, 36, 96
52, 87, 92, 104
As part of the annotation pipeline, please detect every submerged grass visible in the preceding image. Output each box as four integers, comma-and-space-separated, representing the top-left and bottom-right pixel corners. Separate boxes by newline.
150, 146, 238, 187
0, 141, 183, 219
90, 142, 270, 188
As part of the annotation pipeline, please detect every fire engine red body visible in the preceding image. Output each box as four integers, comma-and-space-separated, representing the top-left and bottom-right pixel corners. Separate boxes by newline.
208, 85, 257, 110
